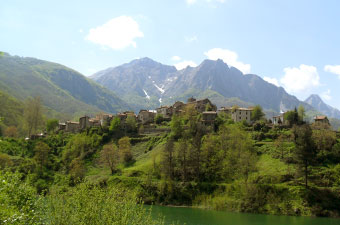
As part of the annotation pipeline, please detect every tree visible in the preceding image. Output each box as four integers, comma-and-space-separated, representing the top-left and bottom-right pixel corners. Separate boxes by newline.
0, 153, 13, 169
46, 119, 59, 133
100, 144, 119, 174
162, 137, 175, 179
4, 126, 17, 138
298, 105, 305, 122
176, 139, 189, 181
118, 137, 133, 164
293, 124, 317, 188
24, 96, 44, 137
154, 114, 163, 124
109, 117, 121, 134
34, 141, 50, 169
284, 109, 299, 126
69, 158, 85, 182
251, 105, 265, 121
170, 115, 183, 139
125, 115, 137, 133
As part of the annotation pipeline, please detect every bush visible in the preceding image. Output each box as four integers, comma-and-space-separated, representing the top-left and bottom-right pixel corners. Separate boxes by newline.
39, 183, 164, 225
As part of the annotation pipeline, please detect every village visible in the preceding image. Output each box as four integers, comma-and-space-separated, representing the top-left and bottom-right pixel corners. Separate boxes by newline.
57, 97, 331, 133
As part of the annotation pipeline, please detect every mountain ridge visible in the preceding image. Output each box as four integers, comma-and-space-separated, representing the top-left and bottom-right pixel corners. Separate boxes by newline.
92, 57, 313, 114
0, 53, 129, 119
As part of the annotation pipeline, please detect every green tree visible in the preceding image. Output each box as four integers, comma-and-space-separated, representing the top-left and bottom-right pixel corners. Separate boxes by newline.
24, 96, 44, 137
46, 119, 59, 133
162, 137, 175, 179
251, 105, 265, 121
118, 136, 133, 164
4, 126, 17, 138
100, 144, 119, 174
170, 115, 183, 139
34, 141, 50, 169
293, 124, 317, 188
126, 115, 137, 133
109, 116, 121, 134
298, 105, 305, 122
284, 109, 299, 126
154, 114, 164, 124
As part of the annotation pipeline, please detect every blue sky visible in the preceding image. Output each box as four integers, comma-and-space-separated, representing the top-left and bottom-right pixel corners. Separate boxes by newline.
1, 0, 340, 109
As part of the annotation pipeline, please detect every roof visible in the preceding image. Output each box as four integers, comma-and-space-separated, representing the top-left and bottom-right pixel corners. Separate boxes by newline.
203, 111, 217, 114
315, 115, 327, 120
236, 107, 253, 111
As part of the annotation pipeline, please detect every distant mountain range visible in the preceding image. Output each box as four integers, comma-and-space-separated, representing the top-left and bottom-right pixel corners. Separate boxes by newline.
0, 53, 128, 119
1, 52, 340, 129
91, 57, 314, 114
305, 94, 340, 119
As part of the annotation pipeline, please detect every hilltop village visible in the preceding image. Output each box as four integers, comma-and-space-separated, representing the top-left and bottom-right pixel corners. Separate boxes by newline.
58, 97, 331, 133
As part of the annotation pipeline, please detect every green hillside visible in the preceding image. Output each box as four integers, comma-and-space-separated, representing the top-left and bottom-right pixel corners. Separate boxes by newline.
0, 90, 24, 128
0, 53, 129, 119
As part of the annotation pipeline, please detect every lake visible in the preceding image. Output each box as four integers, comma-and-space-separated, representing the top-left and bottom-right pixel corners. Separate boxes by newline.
146, 205, 340, 225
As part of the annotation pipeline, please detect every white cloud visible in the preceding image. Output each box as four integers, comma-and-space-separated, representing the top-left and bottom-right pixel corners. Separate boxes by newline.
171, 56, 181, 61
86, 16, 144, 50
263, 76, 279, 86
324, 65, 340, 79
280, 64, 320, 93
185, 35, 198, 42
321, 89, 332, 101
175, 60, 197, 70
204, 48, 251, 74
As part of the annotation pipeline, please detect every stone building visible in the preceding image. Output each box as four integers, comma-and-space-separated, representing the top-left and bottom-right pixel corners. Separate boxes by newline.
314, 115, 330, 126
187, 98, 217, 113
138, 110, 156, 124
202, 111, 218, 126
65, 121, 79, 133
231, 107, 253, 123
272, 112, 287, 125
79, 115, 91, 130
156, 106, 173, 119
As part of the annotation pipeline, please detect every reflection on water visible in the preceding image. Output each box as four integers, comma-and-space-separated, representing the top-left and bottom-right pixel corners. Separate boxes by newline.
146, 205, 340, 225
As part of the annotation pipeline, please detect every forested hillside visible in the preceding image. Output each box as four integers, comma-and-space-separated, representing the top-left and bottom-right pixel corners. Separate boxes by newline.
0, 53, 129, 119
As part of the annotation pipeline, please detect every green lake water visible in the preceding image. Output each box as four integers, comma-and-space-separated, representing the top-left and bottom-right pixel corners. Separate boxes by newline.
146, 205, 340, 225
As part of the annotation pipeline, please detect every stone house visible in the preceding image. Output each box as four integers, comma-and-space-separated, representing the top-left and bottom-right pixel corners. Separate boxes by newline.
65, 121, 79, 133
79, 115, 91, 130
218, 107, 232, 116
202, 111, 217, 126
138, 110, 156, 124
231, 107, 253, 123
156, 106, 173, 119
272, 113, 285, 125
187, 98, 217, 113
314, 115, 330, 126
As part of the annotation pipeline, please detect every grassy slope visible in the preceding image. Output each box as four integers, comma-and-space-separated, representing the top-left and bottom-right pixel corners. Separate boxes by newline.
0, 53, 129, 119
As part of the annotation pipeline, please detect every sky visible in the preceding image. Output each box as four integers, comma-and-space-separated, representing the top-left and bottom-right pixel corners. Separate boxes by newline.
1, 0, 340, 109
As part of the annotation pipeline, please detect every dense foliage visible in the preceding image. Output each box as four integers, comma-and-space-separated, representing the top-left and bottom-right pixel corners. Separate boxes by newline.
1, 105, 340, 222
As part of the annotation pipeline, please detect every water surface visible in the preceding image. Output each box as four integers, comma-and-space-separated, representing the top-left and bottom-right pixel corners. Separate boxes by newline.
147, 205, 340, 225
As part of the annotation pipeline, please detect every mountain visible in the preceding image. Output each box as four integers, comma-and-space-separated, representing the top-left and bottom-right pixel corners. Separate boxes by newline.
304, 94, 340, 120
0, 90, 24, 128
0, 53, 129, 119
92, 58, 312, 113
91, 57, 177, 111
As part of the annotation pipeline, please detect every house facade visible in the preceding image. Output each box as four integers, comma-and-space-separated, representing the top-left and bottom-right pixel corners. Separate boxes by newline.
231, 107, 253, 123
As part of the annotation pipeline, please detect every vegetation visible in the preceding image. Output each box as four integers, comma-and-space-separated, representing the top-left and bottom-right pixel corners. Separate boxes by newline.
1, 102, 340, 222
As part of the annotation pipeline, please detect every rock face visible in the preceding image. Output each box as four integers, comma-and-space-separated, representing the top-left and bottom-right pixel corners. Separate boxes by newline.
305, 94, 340, 119
92, 57, 312, 113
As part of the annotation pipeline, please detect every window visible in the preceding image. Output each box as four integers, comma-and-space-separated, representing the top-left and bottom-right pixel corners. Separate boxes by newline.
239, 117, 241, 120
239, 112, 241, 115
246, 112, 247, 115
